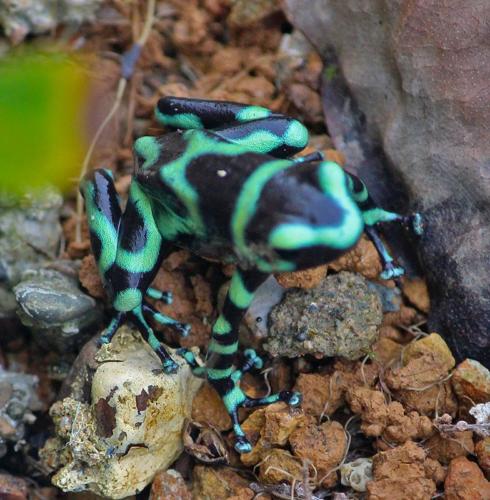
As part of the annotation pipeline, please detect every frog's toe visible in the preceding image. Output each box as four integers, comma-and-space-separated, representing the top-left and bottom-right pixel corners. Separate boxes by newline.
380, 264, 405, 280
97, 335, 111, 347
146, 287, 173, 304
162, 358, 179, 374
282, 390, 302, 407
234, 436, 252, 454
176, 322, 191, 338
243, 348, 263, 370
411, 213, 424, 236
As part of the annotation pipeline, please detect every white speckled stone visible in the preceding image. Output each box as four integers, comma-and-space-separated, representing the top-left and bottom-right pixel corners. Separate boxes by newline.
45, 326, 202, 499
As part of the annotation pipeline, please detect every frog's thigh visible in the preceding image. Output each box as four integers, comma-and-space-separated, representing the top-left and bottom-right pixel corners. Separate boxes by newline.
212, 117, 308, 158
112, 182, 164, 312
156, 96, 274, 129
80, 168, 121, 280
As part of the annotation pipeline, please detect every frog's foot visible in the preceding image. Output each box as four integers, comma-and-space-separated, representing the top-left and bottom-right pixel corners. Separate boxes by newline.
176, 348, 206, 377
409, 213, 424, 236
215, 349, 301, 453
97, 313, 124, 347
131, 306, 179, 374
380, 262, 405, 280
161, 356, 179, 374
228, 389, 302, 453
142, 303, 190, 338
241, 348, 263, 371
146, 287, 173, 304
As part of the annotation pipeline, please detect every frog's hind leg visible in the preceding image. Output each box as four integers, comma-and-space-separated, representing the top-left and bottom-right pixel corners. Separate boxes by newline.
207, 268, 301, 453
157, 96, 278, 130
131, 307, 179, 373
156, 96, 310, 158
344, 170, 423, 279
111, 182, 189, 372
142, 302, 190, 338
80, 168, 121, 281
80, 169, 126, 344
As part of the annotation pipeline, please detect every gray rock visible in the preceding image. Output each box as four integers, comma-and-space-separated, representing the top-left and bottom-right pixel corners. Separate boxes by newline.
14, 269, 102, 351
284, 0, 490, 365
0, 367, 42, 458
0, 188, 62, 287
264, 272, 382, 359
367, 282, 401, 313
244, 275, 285, 340
0, 0, 103, 44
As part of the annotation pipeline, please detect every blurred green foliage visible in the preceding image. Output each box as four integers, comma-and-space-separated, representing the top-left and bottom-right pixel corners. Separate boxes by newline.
0, 51, 89, 195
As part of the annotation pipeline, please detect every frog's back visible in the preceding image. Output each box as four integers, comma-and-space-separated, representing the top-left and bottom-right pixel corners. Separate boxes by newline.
133, 130, 277, 259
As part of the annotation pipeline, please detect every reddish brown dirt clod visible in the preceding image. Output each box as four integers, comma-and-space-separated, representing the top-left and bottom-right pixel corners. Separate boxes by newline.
275, 264, 327, 289
191, 465, 251, 500
329, 235, 382, 280
150, 469, 192, 500
191, 383, 232, 431
475, 437, 490, 478
426, 430, 475, 465
381, 305, 418, 327
240, 403, 306, 467
294, 372, 344, 418
452, 359, 490, 413
366, 441, 437, 500
385, 333, 457, 415
151, 268, 212, 348
259, 448, 303, 484
346, 386, 433, 444
371, 337, 403, 367
402, 277, 430, 313
0, 473, 28, 500
444, 456, 490, 500
289, 419, 347, 487
79, 255, 105, 299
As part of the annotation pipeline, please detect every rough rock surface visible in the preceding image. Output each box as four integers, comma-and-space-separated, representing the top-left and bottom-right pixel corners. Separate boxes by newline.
0, 367, 41, 458
14, 268, 102, 351
284, 0, 490, 365
0, 0, 103, 44
0, 189, 62, 325
266, 271, 382, 359
40, 326, 201, 499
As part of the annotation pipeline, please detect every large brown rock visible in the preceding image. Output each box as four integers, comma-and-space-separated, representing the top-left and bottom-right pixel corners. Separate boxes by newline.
284, 0, 490, 365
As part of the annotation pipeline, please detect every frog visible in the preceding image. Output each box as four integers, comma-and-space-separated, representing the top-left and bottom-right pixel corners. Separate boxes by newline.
81, 96, 422, 453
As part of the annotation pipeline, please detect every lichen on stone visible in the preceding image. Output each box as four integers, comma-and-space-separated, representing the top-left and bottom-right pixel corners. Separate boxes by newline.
265, 271, 382, 359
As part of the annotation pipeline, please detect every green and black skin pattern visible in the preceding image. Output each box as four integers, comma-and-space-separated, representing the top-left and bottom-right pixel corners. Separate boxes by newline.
81, 96, 422, 454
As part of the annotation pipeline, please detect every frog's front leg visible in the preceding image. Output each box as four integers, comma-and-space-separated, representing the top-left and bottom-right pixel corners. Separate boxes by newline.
207, 269, 301, 453
343, 169, 423, 279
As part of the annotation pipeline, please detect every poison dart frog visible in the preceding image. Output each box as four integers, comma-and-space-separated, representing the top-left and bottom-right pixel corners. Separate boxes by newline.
81, 97, 422, 453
